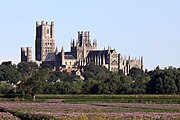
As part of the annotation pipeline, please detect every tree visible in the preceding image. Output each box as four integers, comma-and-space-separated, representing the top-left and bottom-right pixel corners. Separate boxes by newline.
83, 64, 114, 94
174, 68, 180, 93
40, 63, 54, 70
0, 64, 22, 84
129, 68, 150, 94
117, 75, 133, 93
18, 68, 50, 100
100, 73, 120, 94
17, 62, 38, 80
82, 78, 99, 94
83, 64, 111, 81
147, 67, 178, 94
0, 82, 15, 94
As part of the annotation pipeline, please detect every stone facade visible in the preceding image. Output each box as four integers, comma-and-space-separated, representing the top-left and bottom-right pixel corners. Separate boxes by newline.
21, 47, 32, 62
20, 21, 143, 75
35, 21, 55, 61
70, 31, 97, 66
43, 30, 143, 74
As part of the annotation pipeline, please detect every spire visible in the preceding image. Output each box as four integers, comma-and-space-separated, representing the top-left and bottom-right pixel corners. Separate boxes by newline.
93, 39, 97, 49
128, 55, 131, 60
124, 56, 127, 65
55, 47, 58, 55
73, 39, 75, 47
61, 46, 64, 65
61, 46, 64, 53
141, 56, 143, 69
36, 21, 39, 27
70, 39, 73, 47
141, 56, 143, 64
138, 56, 141, 62
108, 45, 111, 51
124, 56, 126, 61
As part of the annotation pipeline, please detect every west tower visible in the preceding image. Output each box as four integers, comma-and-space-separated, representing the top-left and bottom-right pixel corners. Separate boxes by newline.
35, 21, 55, 61
21, 47, 32, 62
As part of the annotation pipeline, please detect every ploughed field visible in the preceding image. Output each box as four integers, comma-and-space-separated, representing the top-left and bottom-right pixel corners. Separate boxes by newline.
0, 94, 180, 120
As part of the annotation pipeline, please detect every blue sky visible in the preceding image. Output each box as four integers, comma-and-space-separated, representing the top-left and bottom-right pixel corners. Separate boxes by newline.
0, 0, 180, 70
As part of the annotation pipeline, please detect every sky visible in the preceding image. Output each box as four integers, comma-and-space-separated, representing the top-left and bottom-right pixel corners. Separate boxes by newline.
0, 0, 180, 70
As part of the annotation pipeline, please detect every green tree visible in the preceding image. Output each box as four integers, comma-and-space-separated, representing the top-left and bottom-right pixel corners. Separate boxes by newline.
18, 68, 50, 100
174, 68, 180, 93
129, 68, 150, 94
147, 67, 178, 94
0, 64, 22, 84
82, 78, 99, 94
117, 75, 133, 93
83, 64, 111, 81
0, 82, 15, 94
17, 62, 38, 80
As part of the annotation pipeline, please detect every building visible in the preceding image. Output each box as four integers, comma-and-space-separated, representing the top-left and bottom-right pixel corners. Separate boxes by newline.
43, 30, 143, 75
21, 47, 32, 62
20, 21, 143, 75
35, 21, 55, 61
70, 31, 97, 63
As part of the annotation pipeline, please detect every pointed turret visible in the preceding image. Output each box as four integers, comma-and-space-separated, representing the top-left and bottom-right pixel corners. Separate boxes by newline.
138, 56, 141, 62
61, 47, 64, 65
73, 39, 75, 47
141, 56, 143, 69
36, 21, 39, 27
70, 39, 73, 47
107, 45, 111, 52
93, 39, 97, 50
55, 47, 58, 55
61, 46, 64, 52
128, 55, 131, 61
124, 56, 127, 65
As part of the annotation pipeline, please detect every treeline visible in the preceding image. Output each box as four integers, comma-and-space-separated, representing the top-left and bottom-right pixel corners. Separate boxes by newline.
0, 62, 180, 96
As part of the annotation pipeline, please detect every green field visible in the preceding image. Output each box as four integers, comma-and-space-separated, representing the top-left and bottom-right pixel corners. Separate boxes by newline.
36, 94, 180, 104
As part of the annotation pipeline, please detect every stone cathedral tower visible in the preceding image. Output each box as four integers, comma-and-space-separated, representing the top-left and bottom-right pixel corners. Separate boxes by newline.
21, 47, 32, 62
35, 21, 55, 61
70, 31, 97, 66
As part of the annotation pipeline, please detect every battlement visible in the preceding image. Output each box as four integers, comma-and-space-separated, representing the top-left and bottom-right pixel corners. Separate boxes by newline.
21, 47, 32, 52
78, 31, 90, 36
36, 21, 54, 27
21, 47, 32, 62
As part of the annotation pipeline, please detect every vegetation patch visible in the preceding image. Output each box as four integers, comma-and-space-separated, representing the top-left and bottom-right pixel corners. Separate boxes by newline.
36, 94, 180, 104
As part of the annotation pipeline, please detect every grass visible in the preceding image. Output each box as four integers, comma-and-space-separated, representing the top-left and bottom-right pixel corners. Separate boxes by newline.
36, 94, 180, 104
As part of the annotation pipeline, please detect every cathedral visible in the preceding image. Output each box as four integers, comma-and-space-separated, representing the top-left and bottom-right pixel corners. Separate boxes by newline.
21, 21, 143, 75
